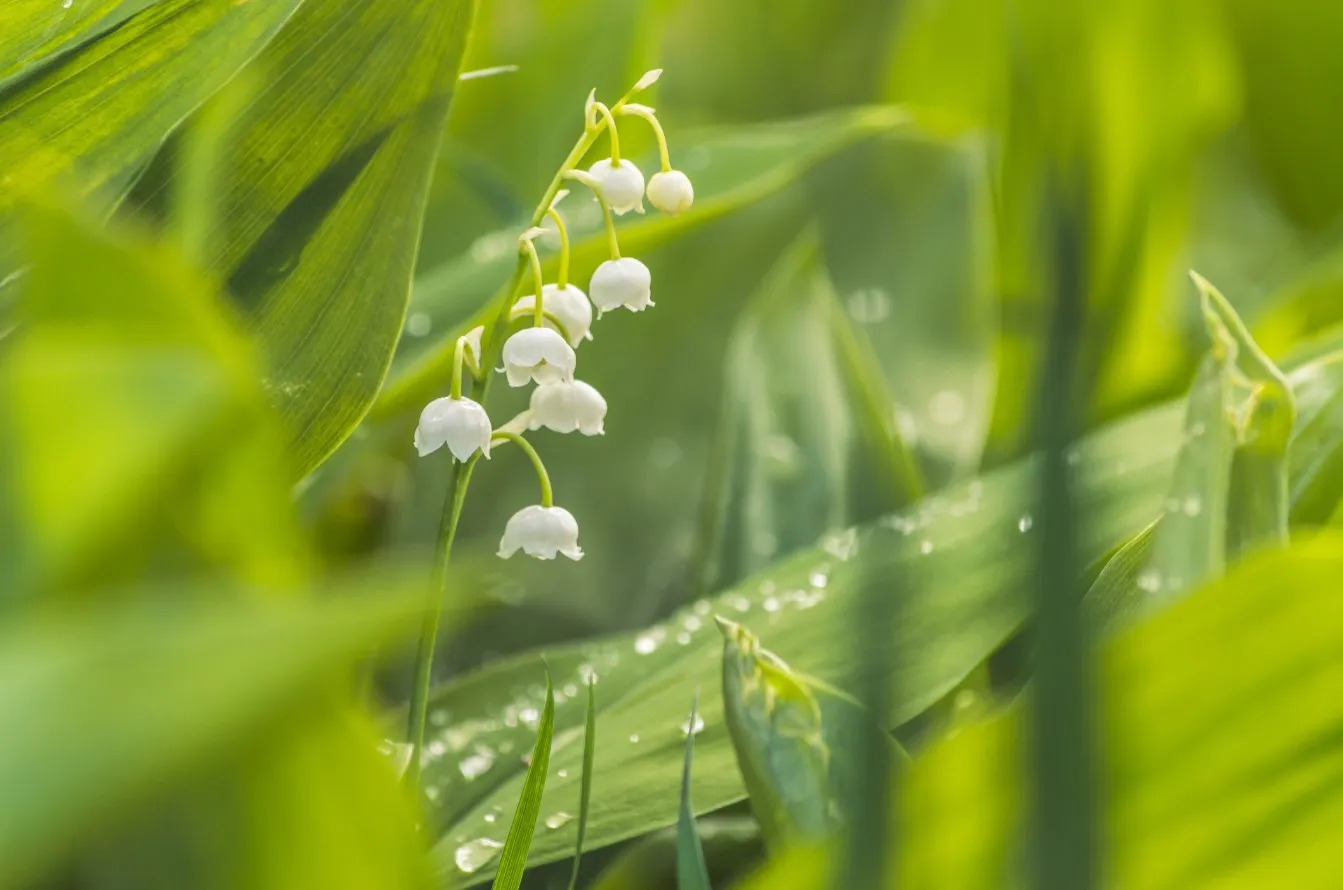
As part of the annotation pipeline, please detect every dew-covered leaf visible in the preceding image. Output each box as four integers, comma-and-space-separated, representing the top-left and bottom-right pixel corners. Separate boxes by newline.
488, 673, 555, 890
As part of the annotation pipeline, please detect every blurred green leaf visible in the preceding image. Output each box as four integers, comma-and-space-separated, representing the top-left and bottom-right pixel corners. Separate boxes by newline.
127, 0, 477, 479
0, 201, 304, 600
1286, 353, 1343, 525
588, 817, 762, 890
419, 342, 1343, 877
377, 106, 912, 417
0, 0, 163, 80
675, 695, 712, 890
736, 533, 1343, 890
489, 673, 555, 890
0, 0, 301, 274
0, 587, 428, 890
695, 230, 919, 595
566, 681, 597, 890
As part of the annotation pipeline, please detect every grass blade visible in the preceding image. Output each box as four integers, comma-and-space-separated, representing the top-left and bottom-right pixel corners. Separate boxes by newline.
676, 693, 712, 890
491, 671, 555, 890
567, 679, 598, 890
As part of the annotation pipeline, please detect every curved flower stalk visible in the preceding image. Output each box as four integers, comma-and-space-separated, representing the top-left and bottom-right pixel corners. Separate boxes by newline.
404, 68, 696, 792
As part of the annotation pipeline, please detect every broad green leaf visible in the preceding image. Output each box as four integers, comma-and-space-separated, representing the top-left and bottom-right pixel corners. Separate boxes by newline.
1081, 521, 1156, 632
0, 1, 161, 80
1286, 352, 1343, 524
376, 106, 913, 416
695, 231, 919, 595
0, 587, 429, 889
0, 200, 304, 600
717, 618, 904, 849
137, 0, 476, 479
419, 344, 1343, 878
736, 534, 1343, 890
488, 673, 555, 890
566, 681, 597, 890
0, 0, 301, 273
676, 695, 712, 890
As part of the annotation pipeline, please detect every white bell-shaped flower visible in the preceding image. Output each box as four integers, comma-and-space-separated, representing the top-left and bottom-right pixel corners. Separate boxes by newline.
501, 327, 576, 387
414, 396, 492, 460
498, 504, 583, 560
513, 284, 593, 347
587, 158, 645, 215
589, 257, 653, 314
646, 170, 694, 215
528, 379, 607, 435
461, 324, 485, 363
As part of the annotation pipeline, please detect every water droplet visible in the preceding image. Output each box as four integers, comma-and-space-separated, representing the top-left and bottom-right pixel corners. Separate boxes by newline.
425, 785, 440, 801
429, 709, 450, 727
683, 615, 703, 632
562, 683, 578, 697
1188, 421, 1206, 438
484, 812, 497, 823
628, 733, 640, 744
822, 527, 860, 561
1182, 496, 1202, 517
455, 838, 503, 874
1137, 570, 1162, 593
426, 739, 448, 758
953, 689, 978, 711
727, 594, 751, 613
693, 599, 712, 615
676, 631, 692, 645
519, 707, 540, 728
557, 769, 569, 778
634, 628, 666, 654
1017, 514, 1033, 533
919, 539, 934, 555
545, 812, 575, 830
681, 714, 706, 736
929, 390, 967, 426
808, 567, 830, 588
759, 579, 777, 596
62, 0, 73, 8
405, 311, 432, 337
458, 746, 495, 780
763, 597, 781, 613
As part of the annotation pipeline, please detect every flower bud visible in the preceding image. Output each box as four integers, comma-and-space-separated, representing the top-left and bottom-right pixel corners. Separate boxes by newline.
513, 284, 593, 347
646, 170, 694, 215
501, 327, 576, 387
529, 379, 607, 435
414, 396, 492, 461
587, 158, 645, 215
498, 504, 583, 560
589, 257, 653, 314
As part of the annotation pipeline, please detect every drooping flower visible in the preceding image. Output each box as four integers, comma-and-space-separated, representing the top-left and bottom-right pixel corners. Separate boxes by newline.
646, 170, 694, 215
414, 396, 492, 460
498, 504, 583, 560
501, 327, 576, 387
513, 284, 593, 347
589, 257, 653, 314
528, 379, 607, 435
587, 158, 645, 215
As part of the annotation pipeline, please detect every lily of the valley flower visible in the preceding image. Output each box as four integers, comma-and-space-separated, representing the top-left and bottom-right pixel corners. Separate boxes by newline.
529, 379, 607, 435
513, 283, 593, 347
501, 326, 576, 387
414, 396, 492, 460
590, 256, 653, 313
498, 504, 583, 560
587, 158, 645, 215
646, 170, 694, 215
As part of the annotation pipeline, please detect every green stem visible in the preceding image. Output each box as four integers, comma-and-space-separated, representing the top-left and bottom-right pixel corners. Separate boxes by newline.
404, 453, 480, 791
598, 191, 620, 259
591, 101, 622, 163
492, 431, 553, 506
450, 337, 465, 400
619, 105, 671, 172
547, 206, 571, 288
523, 239, 545, 328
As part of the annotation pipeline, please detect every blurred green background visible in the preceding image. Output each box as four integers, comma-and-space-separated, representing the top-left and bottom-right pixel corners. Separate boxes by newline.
5, 0, 1343, 887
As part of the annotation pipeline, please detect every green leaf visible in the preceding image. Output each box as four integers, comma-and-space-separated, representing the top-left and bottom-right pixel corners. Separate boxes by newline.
696, 230, 920, 595
419, 343, 1343, 877
488, 673, 555, 890
588, 817, 762, 890
141, 0, 477, 479
0, 0, 301, 273
567, 680, 597, 890
375, 106, 913, 416
1287, 352, 1343, 524
0, 200, 304, 599
734, 533, 1343, 890
0, 586, 429, 889
717, 618, 904, 849
676, 695, 712, 890
0, 0, 161, 80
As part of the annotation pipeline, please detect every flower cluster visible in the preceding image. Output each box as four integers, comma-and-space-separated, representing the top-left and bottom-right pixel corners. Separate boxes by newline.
414, 70, 694, 561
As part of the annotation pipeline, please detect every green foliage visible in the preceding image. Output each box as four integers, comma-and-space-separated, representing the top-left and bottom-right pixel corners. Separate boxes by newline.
675, 695, 712, 890
489, 673, 555, 890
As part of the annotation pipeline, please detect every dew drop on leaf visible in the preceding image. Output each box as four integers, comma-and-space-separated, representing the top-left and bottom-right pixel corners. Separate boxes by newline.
544, 812, 575, 830
1017, 514, 1033, 533
681, 714, 705, 737
454, 838, 503, 874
